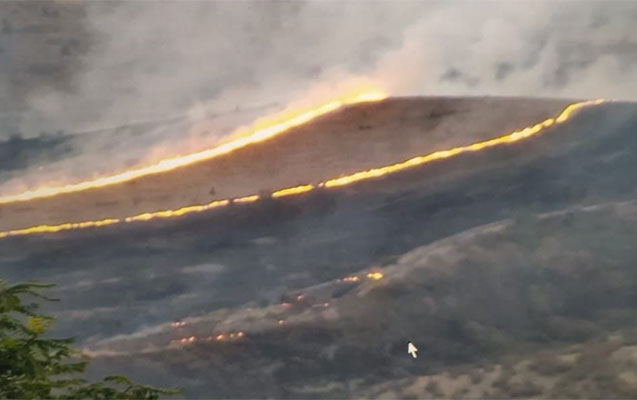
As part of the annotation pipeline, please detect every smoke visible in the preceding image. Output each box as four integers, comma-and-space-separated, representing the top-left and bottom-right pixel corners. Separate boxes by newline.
370, 1, 637, 100
16, 1, 422, 137
1, 0, 636, 188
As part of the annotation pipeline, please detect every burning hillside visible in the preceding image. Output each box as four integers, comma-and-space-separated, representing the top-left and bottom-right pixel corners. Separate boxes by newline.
0, 95, 593, 233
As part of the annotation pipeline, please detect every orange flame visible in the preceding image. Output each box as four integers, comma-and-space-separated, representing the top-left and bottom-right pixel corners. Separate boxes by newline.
170, 331, 245, 347
271, 184, 314, 198
323, 99, 604, 189
233, 195, 260, 203
0, 218, 121, 238
0, 99, 604, 240
0, 89, 387, 205
366, 272, 384, 280
123, 200, 229, 222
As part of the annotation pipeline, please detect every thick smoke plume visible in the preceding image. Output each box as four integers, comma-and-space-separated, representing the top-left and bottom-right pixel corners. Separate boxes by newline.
0, 0, 635, 188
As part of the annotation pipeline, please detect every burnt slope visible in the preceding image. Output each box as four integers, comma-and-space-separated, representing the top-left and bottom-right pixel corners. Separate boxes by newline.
0, 101, 636, 398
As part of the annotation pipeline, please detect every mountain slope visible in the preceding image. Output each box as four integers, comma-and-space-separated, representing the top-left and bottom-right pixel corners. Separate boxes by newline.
1, 96, 571, 230
1, 98, 636, 398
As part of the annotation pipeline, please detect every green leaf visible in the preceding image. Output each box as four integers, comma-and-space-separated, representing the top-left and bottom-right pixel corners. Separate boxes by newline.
27, 316, 53, 335
0, 279, 181, 399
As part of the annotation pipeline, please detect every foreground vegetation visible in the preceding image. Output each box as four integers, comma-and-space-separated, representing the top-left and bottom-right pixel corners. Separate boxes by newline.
0, 280, 179, 399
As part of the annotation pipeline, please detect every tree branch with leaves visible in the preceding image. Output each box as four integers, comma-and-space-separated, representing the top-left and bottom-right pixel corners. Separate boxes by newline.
0, 280, 180, 399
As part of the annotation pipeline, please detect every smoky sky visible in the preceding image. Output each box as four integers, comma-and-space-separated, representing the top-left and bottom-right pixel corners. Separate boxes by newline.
2, 0, 635, 138
0, 0, 635, 186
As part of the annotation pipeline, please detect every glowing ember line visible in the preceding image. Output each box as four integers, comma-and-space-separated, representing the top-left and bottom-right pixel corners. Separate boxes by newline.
323, 99, 604, 188
234, 195, 259, 203
124, 200, 230, 222
0, 90, 387, 205
0, 99, 604, 239
169, 331, 245, 347
271, 185, 314, 198
367, 272, 384, 280
0, 218, 121, 239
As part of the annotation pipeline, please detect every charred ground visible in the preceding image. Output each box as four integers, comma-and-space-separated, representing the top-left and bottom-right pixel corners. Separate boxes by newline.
1, 100, 636, 398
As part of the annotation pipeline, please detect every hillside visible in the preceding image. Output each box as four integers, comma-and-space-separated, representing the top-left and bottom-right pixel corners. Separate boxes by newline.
1, 97, 636, 398
1, 96, 570, 230
83, 201, 637, 398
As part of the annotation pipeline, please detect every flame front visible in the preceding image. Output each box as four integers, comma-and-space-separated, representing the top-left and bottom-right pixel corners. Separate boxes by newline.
0, 89, 387, 205
271, 185, 314, 198
0, 98, 604, 240
323, 99, 604, 188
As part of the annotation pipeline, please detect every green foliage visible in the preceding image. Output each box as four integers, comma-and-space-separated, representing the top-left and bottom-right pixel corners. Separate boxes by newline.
0, 280, 180, 399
